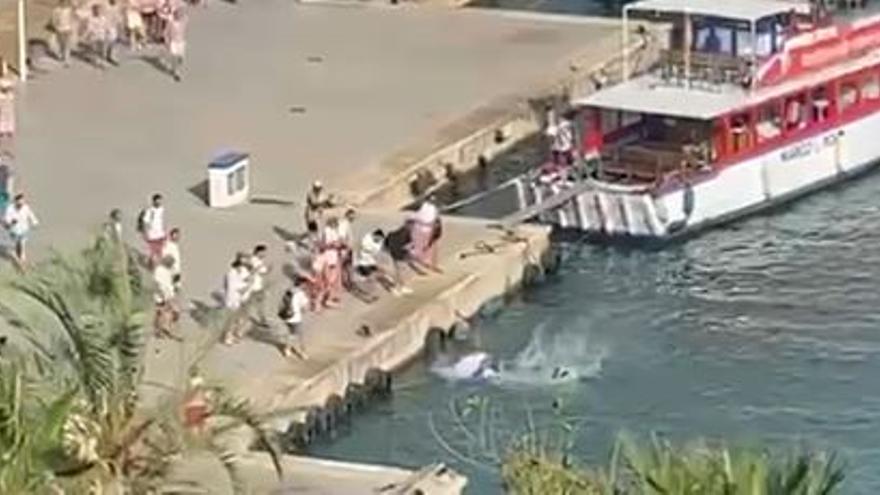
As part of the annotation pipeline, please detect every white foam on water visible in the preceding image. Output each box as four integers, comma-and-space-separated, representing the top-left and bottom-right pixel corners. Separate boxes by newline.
491, 323, 606, 387
430, 352, 494, 382
430, 323, 607, 387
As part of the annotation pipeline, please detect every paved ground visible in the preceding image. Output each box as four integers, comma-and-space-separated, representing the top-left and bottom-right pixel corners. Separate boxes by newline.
168, 452, 466, 494
14, 0, 618, 250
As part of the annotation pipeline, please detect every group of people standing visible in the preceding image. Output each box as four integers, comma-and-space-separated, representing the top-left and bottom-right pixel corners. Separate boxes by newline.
48, 0, 189, 80
299, 181, 443, 307
16, 178, 446, 363
134, 191, 310, 359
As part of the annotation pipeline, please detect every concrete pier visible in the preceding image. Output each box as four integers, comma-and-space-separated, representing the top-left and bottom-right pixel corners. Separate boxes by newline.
171, 214, 551, 413
0, 0, 631, 491
167, 453, 468, 494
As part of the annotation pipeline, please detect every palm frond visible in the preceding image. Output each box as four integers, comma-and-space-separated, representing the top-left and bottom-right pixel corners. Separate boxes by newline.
209, 388, 284, 481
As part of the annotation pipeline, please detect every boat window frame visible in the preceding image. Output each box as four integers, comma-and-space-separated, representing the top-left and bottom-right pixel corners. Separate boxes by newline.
860, 70, 880, 102
839, 76, 860, 114
783, 91, 809, 133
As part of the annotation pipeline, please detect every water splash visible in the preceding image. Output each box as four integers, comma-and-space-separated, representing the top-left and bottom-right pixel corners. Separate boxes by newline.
431, 323, 607, 386
493, 323, 606, 386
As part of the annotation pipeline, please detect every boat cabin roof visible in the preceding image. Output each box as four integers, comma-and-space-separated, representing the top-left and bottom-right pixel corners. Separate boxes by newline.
625, 0, 807, 22
576, 45, 880, 120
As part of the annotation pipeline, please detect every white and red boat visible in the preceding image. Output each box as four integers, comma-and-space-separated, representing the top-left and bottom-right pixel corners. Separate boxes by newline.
501, 0, 880, 239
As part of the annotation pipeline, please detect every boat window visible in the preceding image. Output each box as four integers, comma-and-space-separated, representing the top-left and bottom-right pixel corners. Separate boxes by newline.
812, 86, 831, 122
735, 29, 754, 58
840, 82, 859, 112
756, 29, 774, 58
730, 113, 751, 153
695, 24, 734, 55
756, 102, 782, 142
620, 111, 642, 128
775, 22, 786, 49
785, 94, 807, 131
861, 73, 880, 100
600, 109, 620, 134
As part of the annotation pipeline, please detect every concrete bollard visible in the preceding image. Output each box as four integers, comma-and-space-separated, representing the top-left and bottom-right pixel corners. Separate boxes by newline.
424, 327, 446, 362
365, 368, 392, 400
522, 263, 543, 286
345, 383, 368, 412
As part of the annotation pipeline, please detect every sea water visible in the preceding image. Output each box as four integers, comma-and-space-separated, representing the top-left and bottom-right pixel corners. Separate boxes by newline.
314, 167, 880, 493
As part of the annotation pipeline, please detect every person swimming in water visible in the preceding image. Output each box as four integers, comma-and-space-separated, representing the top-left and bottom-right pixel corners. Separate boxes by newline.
551, 367, 572, 380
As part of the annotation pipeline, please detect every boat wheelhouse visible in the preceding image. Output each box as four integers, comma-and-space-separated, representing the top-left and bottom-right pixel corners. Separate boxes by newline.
510, 0, 880, 238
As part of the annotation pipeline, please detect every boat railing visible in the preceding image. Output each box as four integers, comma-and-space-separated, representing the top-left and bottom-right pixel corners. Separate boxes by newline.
599, 142, 709, 184
656, 49, 752, 90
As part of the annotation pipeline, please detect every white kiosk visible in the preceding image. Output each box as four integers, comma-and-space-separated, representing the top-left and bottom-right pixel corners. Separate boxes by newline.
208, 151, 250, 208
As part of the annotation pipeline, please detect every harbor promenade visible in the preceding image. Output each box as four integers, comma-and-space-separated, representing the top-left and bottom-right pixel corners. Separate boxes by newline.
3, 0, 624, 491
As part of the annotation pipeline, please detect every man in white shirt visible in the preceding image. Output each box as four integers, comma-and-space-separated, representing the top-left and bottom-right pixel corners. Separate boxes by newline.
139, 194, 165, 267
248, 244, 270, 325
354, 229, 399, 298
4, 193, 38, 267
337, 208, 356, 290
223, 257, 249, 310
222, 256, 252, 345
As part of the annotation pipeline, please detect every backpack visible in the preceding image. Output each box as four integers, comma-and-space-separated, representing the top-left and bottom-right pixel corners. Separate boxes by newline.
136, 208, 148, 233
278, 298, 294, 320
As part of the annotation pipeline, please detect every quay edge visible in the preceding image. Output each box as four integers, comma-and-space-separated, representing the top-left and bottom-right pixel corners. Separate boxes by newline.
260, 218, 553, 439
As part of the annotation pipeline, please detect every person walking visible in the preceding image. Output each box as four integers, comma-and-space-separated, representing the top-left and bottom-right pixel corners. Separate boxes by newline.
337, 208, 356, 290
304, 181, 332, 230
104, 208, 124, 242
106, 0, 124, 61
50, 0, 76, 66
161, 227, 182, 296
85, 3, 116, 68
138, 194, 166, 267
384, 221, 418, 296
3, 193, 38, 269
310, 247, 341, 310
222, 255, 252, 345
248, 244, 270, 326
409, 197, 442, 273
152, 255, 180, 339
277, 279, 310, 359
124, 0, 146, 51
355, 229, 398, 296
164, 8, 187, 81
